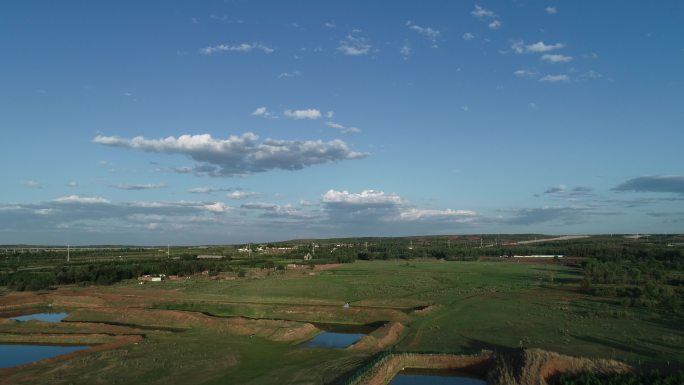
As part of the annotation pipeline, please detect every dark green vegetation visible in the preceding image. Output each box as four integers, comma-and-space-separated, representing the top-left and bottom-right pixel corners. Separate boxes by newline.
1, 234, 683, 384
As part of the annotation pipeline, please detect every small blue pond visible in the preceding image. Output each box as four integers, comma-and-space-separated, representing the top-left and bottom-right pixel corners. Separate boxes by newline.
10, 312, 68, 323
390, 370, 487, 385
0, 344, 88, 368
303, 332, 365, 348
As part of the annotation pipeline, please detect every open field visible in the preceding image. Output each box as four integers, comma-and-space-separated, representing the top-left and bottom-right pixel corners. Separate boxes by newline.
1, 235, 683, 383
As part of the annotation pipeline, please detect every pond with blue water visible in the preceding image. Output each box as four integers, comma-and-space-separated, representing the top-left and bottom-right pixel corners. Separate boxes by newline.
10, 312, 69, 323
0, 344, 88, 368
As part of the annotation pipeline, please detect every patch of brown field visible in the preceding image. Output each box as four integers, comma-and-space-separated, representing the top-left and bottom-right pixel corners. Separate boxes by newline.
0, 334, 142, 381
487, 348, 631, 385
348, 322, 405, 352
313, 263, 341, 271
0, 318, 151, 336
0, 333, 119, 345
0, 291, 48, 311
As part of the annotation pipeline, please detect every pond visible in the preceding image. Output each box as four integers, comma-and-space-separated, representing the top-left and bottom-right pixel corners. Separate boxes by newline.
10, 312, 69, 323
302, 322, 377, 348
390, 369, 487, 385
0, 344, 88, 368
303, 331, 365, 348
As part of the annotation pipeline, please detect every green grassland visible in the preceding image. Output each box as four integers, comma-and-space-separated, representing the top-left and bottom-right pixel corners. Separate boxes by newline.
2, 245, 683, 384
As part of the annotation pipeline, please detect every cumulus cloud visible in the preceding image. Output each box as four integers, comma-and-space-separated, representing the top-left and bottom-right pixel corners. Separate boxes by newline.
283, 108, 321, 120
93, 133, 368, 177
54, 195, 111, 204
539, 74, 570, 83
462, 32, 475, 41
525, 41, 565, 53
399, 208, 477, 221
542, 54, 573, 63
252, 106, 268, 116
325, 121, 360, 134
199, 43, 274, 55
612, 176, 684, 194
472, 5, 496, 18
544, 184, 566, 194
406, 21, 440, 42
400, 43, 411, 58
488, 20, 502, 30
321, 189, 403, 206
115, 183, 166, 190
338, 34, 372, 56
546, 7, 558, 14
240, 202, 313, 219
228, 190, 260, 199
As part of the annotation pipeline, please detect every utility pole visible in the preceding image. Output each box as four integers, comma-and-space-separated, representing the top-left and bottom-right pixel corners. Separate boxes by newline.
365, 241, 368, 252
67, 245, 70, 263
167, 244, 170, 258
248, 243, 251, 258
448, 239, 451, 249
312, 242, 315, 257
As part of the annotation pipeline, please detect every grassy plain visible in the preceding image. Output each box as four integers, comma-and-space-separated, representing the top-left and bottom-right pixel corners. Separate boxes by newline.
1, 259, 682, 384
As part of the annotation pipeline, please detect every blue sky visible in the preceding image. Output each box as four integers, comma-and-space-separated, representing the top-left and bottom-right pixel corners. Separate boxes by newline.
1, 1, 683, 245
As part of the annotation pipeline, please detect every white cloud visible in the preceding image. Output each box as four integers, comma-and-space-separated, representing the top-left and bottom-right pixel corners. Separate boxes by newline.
488, 20, 502, 30
326, 110, 334, 118
526, 41, 565, 53
406, 21, 440, 42
324, 21, 336, 28
252, 106, 272, 117
325, 121, 360, 134
228, 191, 260, 200
544, 184, 567, 194
462, 32, 475, 41
283, 108, 321, 120
511, 40, 525, 54
202, 202, 230, 213
542, 54, 573, 63
67, 181, 78, 187
472, 5, 496, 18
546, 7, 558, 15
189, 187, 231, 194
277, 71, 301, 79
115, 183, 166, 190
400, 44, 411, 58
321, 190, 403, 206
337, 34, 372, 56
94, 133, 367, 177
399, 208, 477, 221
199, 43, 274, 55
54, 195, 111, 204
514, 69, 538, 77
21, 180, 43, 189
539, 74, 570, 83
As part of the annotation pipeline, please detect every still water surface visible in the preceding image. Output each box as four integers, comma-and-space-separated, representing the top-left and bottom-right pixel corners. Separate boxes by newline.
390, 370, 487, 385
0, 344, 88, 368
10, 312, 68, 322
303, 332, 365, 348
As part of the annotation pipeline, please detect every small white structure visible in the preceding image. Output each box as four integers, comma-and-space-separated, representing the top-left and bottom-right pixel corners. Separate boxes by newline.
303, 253, 313, 261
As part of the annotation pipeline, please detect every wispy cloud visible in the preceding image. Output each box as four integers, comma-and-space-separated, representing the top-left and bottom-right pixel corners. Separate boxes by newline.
199, 43, 274, 55
612, 176, 684, 194
488, 20, 502, 30
283, 108, 321, 120
251, 106, 276, 118
406, 21, 440, 42
325, 121, 360, 134
525, 41, 565, 53
228, 190, 260, 200
472, 5, 496, 18
544, 184, 566, 194
462, 32, 475, 41
546, 7, 558, 15
114, 183, 166, 191
21, 180, 43, 189
542, 54, 573, 63
338, 34, 372, 56
277, 71, 301, 79
539, 74, 570, 83
54, 195, 110, 204
189, 187, 232, 194
94, 133, 367, 177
